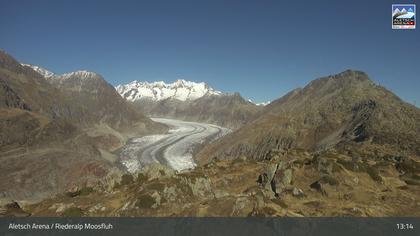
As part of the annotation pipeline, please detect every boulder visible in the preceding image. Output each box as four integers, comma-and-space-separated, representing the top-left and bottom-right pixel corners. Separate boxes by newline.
66, 186, 81, 197
266, 163, 279, 182
272, 168, 293, 194
0, 198, 30, 216
214, 190, 230, 199
162, 186, 178, 202
292, 187, 305, 198
283, 169, 293, 185
257, 161, 294, 195
49, 203, 75, 213
257, 173, 269, 187
150, 191, 161, 208
231, 197, 253, 216
258, 162, 278, 191
88, 203, 107, 213
309, 180, 327, 196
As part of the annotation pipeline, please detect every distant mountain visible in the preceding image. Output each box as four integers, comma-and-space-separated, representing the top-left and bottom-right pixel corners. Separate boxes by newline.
118, 79, 262, 129
134, 92, 262, 129
116, 79, 222, 102
197, 70, 420, 164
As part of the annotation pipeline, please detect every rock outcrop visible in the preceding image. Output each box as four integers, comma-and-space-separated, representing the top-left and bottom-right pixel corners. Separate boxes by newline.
25, 151, 420, 217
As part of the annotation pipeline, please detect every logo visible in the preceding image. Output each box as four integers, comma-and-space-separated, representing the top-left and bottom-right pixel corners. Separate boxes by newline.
392, 4, 416, 29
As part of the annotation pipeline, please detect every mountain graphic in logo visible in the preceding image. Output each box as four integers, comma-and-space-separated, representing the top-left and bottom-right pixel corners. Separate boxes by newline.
392, 4, 416, 29
393, 6, 416, 19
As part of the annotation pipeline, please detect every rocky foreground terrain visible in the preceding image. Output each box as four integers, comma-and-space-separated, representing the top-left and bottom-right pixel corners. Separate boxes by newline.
3, 147, 419, 217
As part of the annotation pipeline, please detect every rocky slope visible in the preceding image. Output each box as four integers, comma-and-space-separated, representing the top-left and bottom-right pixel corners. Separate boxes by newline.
19, 149, 420, 217
0, 50, 165, 202
197, 70, 420, 164
47, 70, 165, 136
20, 64, 165, 136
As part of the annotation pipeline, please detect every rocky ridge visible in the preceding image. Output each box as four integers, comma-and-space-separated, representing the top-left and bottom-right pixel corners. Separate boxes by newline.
197, 70, 420, 163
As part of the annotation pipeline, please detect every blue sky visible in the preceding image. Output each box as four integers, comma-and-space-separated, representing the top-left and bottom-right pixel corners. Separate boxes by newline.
0, 0, 419, 105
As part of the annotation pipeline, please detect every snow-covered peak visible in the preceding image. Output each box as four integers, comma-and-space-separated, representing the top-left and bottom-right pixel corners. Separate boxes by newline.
57, 70, 102, 80
248, 98, 270, 106
21, 63, 55, 78
393, 8, 401, 17
20, 63, 101, 81
256, 101, 270, 106
116, 79, 223, 102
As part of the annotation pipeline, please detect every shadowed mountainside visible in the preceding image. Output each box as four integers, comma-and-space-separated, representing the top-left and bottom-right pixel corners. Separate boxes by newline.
47, 71, 164, 134
0, 50, 165, 201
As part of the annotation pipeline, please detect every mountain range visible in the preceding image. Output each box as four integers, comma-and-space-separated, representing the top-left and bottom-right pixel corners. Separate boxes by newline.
19, 65, 265, 130
116, 79, 223, 102
116, 80, 263, 129
1, 49, 419, 217
18, 68, 420, 217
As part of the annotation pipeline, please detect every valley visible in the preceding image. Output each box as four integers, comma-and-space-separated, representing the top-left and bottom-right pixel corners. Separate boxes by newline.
0, 49, 419, 217
119, 118, 231, 172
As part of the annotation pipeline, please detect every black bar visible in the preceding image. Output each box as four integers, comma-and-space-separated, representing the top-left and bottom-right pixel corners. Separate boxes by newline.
0, 217, 419, 236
